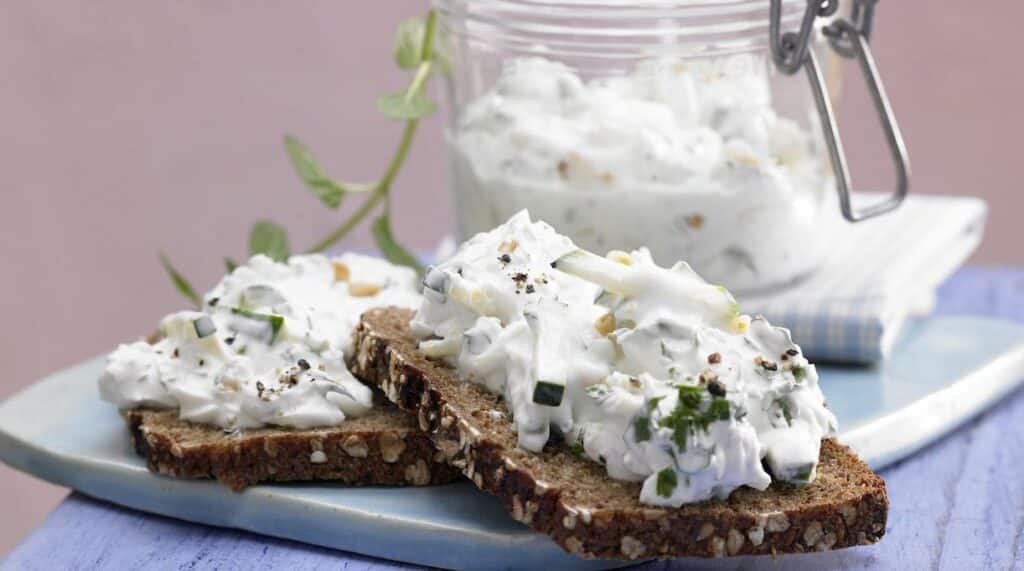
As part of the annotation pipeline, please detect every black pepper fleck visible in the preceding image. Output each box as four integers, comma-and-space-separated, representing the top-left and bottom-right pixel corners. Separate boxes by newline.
172, 348, 179, 358
498, 254, 512, 264
525, 284, 536, 294
297, 358, 311, 371
786, 348, 799, 356
707, 379, 727, 397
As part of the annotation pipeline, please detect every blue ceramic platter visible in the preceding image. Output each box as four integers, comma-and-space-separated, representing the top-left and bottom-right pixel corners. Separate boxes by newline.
1, 315, 1023, 570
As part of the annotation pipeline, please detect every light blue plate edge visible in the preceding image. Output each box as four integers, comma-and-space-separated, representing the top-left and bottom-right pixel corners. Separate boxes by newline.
0, 361, 625, 571
2, 315, 1024, 570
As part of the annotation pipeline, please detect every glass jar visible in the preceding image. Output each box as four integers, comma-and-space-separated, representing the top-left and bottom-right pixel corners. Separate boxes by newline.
435, 0, 907, 293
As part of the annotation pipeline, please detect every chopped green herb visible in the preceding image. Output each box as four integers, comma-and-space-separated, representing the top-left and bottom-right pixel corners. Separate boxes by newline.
633, 416, 652, 442
659, 389, 732, 452
677, 385, 703, 411
707, 398, 731, 421
792, 365, 807, 382
777, 398, 793, 426
569, 440, 585, 458
647, 395, 664, 412
656, 467, 678, 498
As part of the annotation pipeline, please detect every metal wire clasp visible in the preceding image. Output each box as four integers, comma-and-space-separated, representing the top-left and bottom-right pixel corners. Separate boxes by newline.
769, 0, 909, 222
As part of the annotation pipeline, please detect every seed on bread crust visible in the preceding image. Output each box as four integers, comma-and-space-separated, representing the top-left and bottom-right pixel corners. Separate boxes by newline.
841, 504, 858, 526
342, 435, 369, 458
620, 536, 646, 559
405, 459, 431, 485
709, 536, 726, 558
379, 432, 406, 463
765, 512, 791, 533
727, 529, 745, 555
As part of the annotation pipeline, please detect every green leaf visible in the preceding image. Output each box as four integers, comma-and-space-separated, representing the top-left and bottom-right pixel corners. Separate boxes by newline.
159, 253, 201, 307
249, 220, 291, 262
393, 17, 425, 70
224, 257, 238, 273
371, 214, 423, 272
283, 135, 345, 209
376, 91, 436, 121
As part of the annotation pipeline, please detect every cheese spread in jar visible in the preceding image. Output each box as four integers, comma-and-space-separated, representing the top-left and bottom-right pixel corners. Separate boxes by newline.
448, 56, 838, 293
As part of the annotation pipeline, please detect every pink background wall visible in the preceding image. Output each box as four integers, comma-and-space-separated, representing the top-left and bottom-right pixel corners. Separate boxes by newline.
0, 1, 1021, 554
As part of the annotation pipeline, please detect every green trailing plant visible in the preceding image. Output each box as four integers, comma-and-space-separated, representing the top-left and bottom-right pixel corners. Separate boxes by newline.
161, 11, 440, 305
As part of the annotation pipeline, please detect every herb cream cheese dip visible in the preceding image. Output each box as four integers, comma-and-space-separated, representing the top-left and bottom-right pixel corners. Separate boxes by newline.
413, 211, 836, 506
449, 56, 836, 292
99, 254, 421, 430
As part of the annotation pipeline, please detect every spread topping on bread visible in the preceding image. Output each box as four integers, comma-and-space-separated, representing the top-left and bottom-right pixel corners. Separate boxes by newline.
411, 211, 837, 506
99, 253, 421, 430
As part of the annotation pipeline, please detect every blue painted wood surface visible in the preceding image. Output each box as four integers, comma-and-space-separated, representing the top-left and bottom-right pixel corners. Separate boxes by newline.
5, 267, 1024, 571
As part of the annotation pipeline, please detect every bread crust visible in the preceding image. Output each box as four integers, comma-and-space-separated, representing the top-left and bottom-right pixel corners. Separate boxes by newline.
351, 308, 889, 560
125, 402, 461, 491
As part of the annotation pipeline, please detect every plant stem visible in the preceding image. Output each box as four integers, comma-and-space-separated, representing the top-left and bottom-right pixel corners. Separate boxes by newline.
305, 190, 386, 253
303, 10, 436, 255
379, 120, 420, 191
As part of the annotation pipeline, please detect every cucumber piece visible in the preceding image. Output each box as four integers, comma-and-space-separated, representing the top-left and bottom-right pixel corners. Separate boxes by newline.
524, 301, 569, 407
448, 282, 496, 317
785, 463, 817, 486
192, 315, 217, 339
229, 307, 284, 344
532, 380, 565, 407
238, 284, 286, 309
419, 336, 461, 358
552, 249, 634, 295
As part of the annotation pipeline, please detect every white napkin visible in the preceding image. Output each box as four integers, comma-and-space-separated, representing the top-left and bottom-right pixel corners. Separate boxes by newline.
739, 194, 988, 363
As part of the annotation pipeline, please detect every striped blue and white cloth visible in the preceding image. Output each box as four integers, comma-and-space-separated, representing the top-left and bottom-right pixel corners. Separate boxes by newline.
740, 194, 987, 363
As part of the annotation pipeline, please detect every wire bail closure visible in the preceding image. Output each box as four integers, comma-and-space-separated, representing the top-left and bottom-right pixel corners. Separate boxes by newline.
770, 0, 909, 222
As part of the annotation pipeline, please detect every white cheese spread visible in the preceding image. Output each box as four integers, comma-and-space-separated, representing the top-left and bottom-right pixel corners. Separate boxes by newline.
412, 211, 837, 506
448, 56, 837, 292
99, 253, 421, 430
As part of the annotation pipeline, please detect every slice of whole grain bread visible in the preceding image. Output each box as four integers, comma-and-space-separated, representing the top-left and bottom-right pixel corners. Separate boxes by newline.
125, 396, 461, 491
351, 308, 889, 560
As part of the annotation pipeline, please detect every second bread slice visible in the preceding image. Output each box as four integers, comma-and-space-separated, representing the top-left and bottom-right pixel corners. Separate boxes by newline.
126, 396, 462, 491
